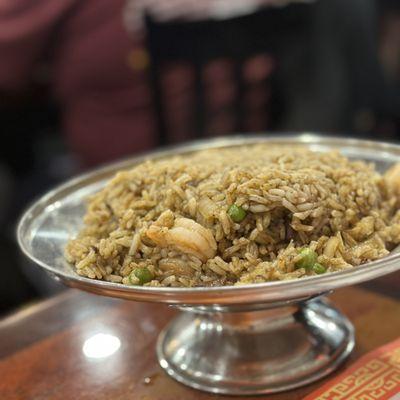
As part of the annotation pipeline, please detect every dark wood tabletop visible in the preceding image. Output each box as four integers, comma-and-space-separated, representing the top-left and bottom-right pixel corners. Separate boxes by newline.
0, 273, 399, 400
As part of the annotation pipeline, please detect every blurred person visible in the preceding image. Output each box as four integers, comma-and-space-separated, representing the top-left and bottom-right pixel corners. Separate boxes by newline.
0, 0, 304, 168
0, 0, 154, 167
0, 0, 307, 306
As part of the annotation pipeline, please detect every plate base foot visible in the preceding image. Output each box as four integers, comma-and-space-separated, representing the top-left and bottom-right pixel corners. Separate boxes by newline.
157, 298, 354, 395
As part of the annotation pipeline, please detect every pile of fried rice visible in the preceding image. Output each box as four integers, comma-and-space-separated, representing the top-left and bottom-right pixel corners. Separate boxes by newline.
65, 145, 400, 287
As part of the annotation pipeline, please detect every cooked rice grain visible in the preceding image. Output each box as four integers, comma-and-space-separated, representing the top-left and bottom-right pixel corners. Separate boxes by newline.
65, 145, 400, 287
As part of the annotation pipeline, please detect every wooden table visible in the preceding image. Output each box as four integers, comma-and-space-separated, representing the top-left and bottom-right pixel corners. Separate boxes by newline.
0, 273, 399, 400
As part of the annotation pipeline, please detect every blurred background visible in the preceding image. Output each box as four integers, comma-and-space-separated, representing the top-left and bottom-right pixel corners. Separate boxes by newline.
0, 0, 399, 315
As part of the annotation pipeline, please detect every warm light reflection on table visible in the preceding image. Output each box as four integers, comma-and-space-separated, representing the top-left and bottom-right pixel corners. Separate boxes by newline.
82, 333, 121, 359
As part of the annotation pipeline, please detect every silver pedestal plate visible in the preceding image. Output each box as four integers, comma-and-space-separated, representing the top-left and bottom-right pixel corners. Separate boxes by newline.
17, 135, 400, 395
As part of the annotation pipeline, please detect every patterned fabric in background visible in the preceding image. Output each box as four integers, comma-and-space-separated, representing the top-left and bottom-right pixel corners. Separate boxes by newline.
305, 338, 400, 400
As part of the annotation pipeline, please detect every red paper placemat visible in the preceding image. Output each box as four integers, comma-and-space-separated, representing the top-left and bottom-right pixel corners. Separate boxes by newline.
305, 337, 400, 400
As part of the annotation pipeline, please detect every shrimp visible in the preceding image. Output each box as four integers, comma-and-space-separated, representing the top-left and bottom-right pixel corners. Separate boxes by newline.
159, 258, 196, 276
147, 216, 217, 262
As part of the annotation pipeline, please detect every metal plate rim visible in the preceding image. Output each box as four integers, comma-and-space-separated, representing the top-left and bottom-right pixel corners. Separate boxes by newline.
16, 133, 400, 305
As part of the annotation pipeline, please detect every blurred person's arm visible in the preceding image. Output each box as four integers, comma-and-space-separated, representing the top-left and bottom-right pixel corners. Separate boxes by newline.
0, 0, 77, 95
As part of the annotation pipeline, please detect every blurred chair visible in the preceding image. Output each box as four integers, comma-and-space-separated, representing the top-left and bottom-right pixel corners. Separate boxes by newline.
145, 3, 314, 145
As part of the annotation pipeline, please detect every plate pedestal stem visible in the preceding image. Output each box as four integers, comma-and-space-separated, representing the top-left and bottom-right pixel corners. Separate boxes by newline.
157, 297, 354, 395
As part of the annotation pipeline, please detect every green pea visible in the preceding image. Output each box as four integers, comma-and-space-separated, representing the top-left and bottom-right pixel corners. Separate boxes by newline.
130, 267, 153, 285
312, 263, 327, 274
227, 204, 247, 223
295, 248, 318, 270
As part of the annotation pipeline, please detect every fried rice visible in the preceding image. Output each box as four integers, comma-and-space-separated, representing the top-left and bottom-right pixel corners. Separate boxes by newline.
65, 145, 400, 287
